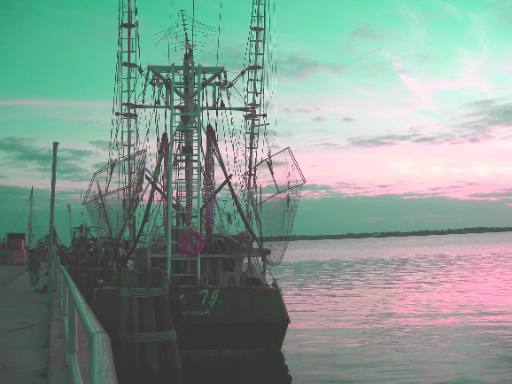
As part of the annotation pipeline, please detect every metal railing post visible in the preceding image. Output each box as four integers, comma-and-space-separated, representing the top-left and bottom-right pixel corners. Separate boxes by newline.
59, 269, 64, 311
68, 289, 76, 358
63, 286, 69, 364
68, 295, 82, 384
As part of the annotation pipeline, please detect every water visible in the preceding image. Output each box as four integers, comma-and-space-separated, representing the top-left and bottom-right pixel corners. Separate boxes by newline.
274, 232, 512, 383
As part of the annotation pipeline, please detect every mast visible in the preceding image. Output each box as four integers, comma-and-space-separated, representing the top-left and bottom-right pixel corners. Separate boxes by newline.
82, 0, 143, 252
115, 0, 141, 241
245, 0, 267, 226
181, 10, 196, 228
27, 186, 33, 249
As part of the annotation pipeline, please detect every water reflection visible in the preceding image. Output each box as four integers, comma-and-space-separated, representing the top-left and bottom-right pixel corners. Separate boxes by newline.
273, 232, 512, 383
117, 351, 292, 384
181, 352, 292, 384
277, 234, 512, 330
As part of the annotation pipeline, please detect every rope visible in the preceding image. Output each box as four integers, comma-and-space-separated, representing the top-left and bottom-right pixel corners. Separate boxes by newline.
120, 329, 177, 343
120, 287, 168, 297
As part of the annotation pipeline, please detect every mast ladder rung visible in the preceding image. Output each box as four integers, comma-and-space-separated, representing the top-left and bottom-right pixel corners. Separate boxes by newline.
122, 62, 139, 68
170, 273, 196, 277
115, 112, 138, 119
244, 114, 266, 120
121, 22, 136, 29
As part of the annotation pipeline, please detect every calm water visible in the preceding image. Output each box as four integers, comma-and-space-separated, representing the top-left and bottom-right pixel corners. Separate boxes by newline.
274, 232, 512, 384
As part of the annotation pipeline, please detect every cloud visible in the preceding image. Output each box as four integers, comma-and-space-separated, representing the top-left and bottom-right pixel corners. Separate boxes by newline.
300, 182, 381, 198
0, 137, 93, 181
92, 161, 107, 170
465, 98, 499, 109
299, 180, 476, 201
315, 142, 340, 149
347, 132, 457, 147
458, 100, 512, 133
346, 99, 512, 148
468, 189, 512, 200
302, 184, 334, 192
89, 140, 111, 151
277, 54, 344, 79
387, 54, 434, 109
282, 107, 311, 114
0, 98, 109, 108
342, 94, 512, 149
385, 53, 491, 110
0, 98, 111, 125
350, 26, 380, 40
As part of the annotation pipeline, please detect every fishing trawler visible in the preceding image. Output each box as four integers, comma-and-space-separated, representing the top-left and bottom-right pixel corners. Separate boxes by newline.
71, 0, 305, 374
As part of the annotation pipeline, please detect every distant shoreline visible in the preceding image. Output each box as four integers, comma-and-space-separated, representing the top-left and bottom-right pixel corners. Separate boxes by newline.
267, 227, 512, 242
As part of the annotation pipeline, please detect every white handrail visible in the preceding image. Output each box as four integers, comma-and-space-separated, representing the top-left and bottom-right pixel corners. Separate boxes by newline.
56, 263, 118, 384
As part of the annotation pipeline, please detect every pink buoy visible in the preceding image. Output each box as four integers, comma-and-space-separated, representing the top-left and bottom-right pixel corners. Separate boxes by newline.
178, 230, 206, 256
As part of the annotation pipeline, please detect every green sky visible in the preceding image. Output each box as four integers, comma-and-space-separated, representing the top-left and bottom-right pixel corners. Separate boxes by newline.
3, 0, 512, 241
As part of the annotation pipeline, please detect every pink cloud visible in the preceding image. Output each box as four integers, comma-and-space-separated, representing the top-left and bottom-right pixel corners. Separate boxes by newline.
386, 54, 491, 110
294, 137, 512, 201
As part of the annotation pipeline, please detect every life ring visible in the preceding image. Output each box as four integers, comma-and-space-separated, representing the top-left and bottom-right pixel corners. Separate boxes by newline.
178, 230, 206, 256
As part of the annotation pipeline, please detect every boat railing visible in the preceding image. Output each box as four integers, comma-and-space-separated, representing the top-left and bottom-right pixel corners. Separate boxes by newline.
55, 261, 118, 384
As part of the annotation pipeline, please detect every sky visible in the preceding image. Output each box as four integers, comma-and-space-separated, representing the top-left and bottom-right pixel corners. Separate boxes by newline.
2, 0, 512, 241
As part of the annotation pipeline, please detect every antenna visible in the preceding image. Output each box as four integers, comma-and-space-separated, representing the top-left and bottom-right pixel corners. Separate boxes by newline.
180, 10, 191, 54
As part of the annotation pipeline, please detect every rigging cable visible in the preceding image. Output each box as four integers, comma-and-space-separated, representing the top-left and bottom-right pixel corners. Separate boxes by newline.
216, 0, 223, 66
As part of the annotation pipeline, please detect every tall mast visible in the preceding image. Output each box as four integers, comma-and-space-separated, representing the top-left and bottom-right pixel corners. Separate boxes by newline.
245, 0, 267, 221
181, 10, 196, 228
115, 0, 140, 240
27, 186, 33, 249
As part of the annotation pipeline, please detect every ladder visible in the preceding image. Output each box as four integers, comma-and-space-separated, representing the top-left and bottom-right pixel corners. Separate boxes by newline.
245, 0, 267, 194
168, 68, 203, 283
116, 0, 140, 234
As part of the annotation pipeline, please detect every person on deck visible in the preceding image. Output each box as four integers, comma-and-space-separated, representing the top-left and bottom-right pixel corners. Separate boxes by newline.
27, 248, 40, 289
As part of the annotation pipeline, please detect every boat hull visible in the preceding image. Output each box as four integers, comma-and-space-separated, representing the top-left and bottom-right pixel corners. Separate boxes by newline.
92, 285, 290, 352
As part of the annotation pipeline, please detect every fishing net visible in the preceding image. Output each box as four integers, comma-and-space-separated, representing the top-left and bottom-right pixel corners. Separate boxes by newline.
83, 152, 146, 240
255, 147, 305, 265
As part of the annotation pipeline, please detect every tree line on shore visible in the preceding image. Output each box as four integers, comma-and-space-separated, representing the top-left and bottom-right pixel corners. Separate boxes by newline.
265, 226, 512, 242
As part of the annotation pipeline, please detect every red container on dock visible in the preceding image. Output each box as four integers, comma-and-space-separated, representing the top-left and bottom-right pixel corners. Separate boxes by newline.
6, 233, 27, 265
9, 249, 27, 265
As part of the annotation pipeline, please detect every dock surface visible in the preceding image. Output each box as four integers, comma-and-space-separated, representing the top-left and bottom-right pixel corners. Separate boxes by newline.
0, 264, 69, 384
0, 265, 49, 383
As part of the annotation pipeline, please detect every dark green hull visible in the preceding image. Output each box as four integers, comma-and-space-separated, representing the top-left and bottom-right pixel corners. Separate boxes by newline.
92, 285, 290, 352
